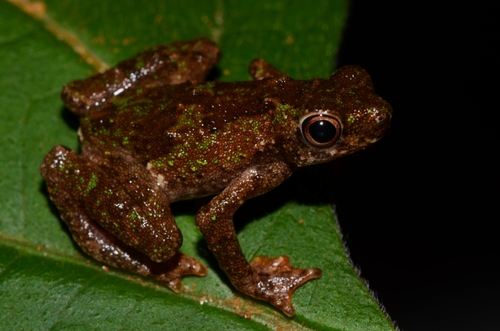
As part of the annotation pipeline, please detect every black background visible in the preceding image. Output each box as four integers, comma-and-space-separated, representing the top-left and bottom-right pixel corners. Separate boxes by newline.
333, 1, 499, 330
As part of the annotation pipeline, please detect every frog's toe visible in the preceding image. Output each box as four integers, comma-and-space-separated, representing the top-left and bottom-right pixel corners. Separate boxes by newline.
249, 256, 322, 286
180, 254, 208, 277
164, 277, 183, 293
248, 256, 322, 316
152, 252, 207, 292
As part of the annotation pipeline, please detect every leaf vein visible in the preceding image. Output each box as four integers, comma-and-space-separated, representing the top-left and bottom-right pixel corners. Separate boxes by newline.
8, 0, 109, 71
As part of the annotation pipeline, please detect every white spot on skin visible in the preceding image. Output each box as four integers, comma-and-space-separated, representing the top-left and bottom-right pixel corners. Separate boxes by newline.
77, 128, 84, 142
113, 88, 124, 96
156, 174, 165, 187
50, 149, 67, 169
146, 162, 167, 188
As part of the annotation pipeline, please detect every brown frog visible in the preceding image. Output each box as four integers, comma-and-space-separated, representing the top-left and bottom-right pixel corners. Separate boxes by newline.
40, 37, 392, 316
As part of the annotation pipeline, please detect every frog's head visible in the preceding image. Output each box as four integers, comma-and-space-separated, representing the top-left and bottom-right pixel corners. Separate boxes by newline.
288, 65, 392, 166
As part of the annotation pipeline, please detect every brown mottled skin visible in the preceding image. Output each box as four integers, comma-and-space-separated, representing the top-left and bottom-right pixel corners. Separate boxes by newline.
40, 37, 392, 316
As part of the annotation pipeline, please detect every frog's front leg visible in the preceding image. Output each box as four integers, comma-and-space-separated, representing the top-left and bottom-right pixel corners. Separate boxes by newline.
40, 146, 207, 291
195, 163, 322, 316
62, 37, 220, 115
249, 58, 287, 80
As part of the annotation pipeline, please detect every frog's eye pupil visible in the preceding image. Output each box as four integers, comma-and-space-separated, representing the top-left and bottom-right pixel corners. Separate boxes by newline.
301, 114, 341, 148
309, 120, 336, 143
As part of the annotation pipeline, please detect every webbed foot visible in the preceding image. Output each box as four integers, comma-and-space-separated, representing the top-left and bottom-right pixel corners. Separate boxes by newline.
246, 256, 322, 316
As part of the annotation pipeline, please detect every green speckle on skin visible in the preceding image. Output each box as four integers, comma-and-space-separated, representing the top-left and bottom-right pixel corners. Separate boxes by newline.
176, 104, 202, 129
84, 172, 98, 196
151, 157, 166, 168
251, 120, 260, 133
211, 215, 217, 221
222, 147, 247, 164
273, 103, 299, 124
111, 94, 134, 108
135, 58, 145, 70
129, 210, 140, 221
240, 118, 260, 134
347, 114, 356, 123
192, 81, 215, 96
276, 103, 291, 112
195, 135, 217, 151
133, 106, 145, 116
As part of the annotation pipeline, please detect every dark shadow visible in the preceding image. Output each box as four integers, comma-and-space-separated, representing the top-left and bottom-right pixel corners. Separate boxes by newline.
60, 106, 80, 132
205, 65, 222, 82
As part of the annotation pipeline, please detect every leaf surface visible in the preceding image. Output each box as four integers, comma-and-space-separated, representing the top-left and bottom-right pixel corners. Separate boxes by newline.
0, 1, 395, 330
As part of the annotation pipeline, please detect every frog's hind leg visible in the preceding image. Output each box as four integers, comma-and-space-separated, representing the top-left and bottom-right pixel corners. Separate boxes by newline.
62, 37, 221, 115
58, 202, 205, 292
40, 145, 207, 291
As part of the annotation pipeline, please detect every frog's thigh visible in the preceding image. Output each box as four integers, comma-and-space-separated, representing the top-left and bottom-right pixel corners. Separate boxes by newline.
42, 145, 182, 263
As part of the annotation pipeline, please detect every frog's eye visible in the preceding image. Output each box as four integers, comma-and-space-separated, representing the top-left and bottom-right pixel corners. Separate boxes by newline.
301, 114, 341, 148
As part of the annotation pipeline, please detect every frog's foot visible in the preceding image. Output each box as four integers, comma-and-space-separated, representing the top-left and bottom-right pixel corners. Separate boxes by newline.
150, 252, 207, 292
246, 256, 322, 316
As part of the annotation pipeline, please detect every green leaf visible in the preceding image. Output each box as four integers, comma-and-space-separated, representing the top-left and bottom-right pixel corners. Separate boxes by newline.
0, 0, 396, 330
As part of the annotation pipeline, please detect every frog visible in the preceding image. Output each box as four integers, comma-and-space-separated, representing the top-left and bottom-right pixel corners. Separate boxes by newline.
40, 37, 392, 316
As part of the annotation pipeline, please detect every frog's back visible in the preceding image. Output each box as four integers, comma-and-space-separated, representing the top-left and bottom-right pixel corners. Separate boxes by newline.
77, 79, 297, 200
80, 79, 285, 159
